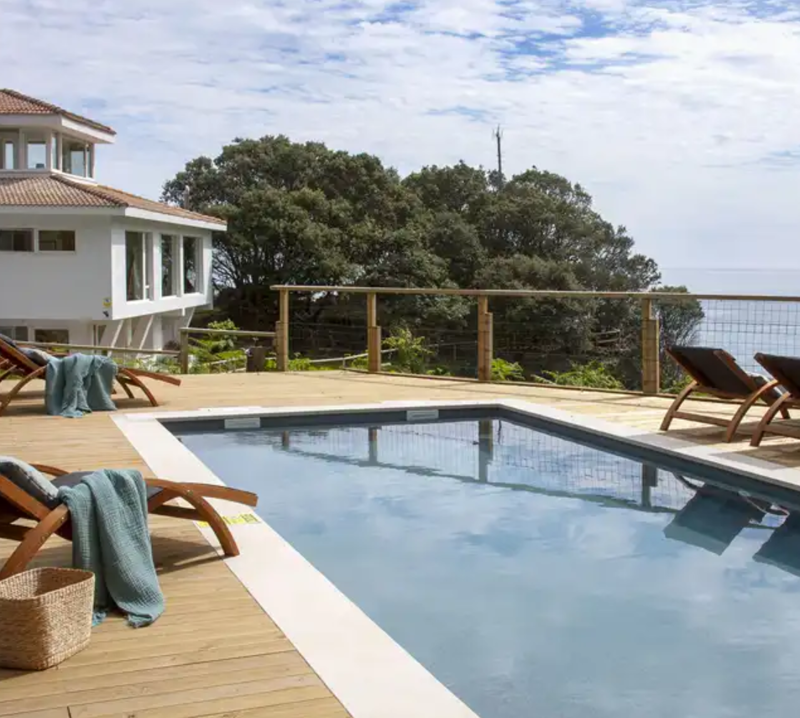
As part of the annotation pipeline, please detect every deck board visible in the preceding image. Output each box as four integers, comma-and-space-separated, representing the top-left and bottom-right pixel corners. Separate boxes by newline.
2, 371, 800, 716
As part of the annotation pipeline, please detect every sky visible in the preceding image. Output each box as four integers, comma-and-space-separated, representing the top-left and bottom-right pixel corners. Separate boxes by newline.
3, 0, 800, 293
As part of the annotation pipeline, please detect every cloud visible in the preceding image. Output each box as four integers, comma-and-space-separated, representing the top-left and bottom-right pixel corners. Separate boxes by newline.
2, 0, 800, 286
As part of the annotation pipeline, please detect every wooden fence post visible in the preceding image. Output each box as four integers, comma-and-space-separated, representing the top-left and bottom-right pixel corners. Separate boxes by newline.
477, 295, 493, 382
179, 329, 190, 374
366, 292, 382, 373
276, 289, 290, 371
641, 297, 660, 395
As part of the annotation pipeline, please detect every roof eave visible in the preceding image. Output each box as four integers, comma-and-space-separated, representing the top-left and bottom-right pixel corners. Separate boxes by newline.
123, 207, 227, 231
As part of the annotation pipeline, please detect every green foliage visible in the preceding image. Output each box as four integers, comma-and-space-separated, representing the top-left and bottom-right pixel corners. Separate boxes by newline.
163, 141, 665, 339
491, 358, 525, 382
188, 319, 246, 374
163, 142, 708, 389
535, 361, 624, 390
263, 353, 337, 372
382, 327, 432, 375
662, 372, 693, 395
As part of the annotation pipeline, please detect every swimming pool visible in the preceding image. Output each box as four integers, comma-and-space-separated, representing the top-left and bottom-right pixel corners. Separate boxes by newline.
174, 410, 800, 718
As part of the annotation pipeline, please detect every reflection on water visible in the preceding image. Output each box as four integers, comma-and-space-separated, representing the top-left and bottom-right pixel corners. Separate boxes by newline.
180, 420, 800, 718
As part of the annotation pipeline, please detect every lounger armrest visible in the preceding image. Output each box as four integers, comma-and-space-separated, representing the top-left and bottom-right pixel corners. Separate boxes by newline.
145, 478, 258, 507
29, 463, 70, 477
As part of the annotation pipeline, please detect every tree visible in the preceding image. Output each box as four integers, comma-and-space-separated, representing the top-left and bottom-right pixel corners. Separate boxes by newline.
163, 139, 681, 385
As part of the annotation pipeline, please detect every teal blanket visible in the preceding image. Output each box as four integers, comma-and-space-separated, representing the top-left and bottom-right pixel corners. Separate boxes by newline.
45, 354, 117, 418
58, 469, 165, 627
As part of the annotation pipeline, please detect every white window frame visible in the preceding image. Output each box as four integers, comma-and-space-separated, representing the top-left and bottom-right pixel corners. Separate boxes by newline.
0, 228, 35, 252
125, 231, 146, 302
25, 134, 48, 170
0, 132, 19, 171
36, 229, 77, 253
61, 138, 91, 178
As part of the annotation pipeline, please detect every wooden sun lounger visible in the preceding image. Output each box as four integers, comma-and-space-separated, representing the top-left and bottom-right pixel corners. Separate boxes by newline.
0, 336, 181, 416
750, 353, 800, 446
661, 346, 789, 442
0, 464, 258, 580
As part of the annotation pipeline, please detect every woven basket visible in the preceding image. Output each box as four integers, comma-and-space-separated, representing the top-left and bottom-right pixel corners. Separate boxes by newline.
0, 567, 94, 670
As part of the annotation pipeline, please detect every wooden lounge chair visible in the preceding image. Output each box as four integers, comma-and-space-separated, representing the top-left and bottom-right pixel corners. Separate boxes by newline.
0, 335, 181, 416
749, 353, 800, 446
661, 346, 789, 442
0, 463, 258, 580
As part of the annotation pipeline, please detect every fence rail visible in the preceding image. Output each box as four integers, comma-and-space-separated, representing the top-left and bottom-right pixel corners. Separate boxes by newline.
21, 341, 179, 357
270, 285, 800, 395
178, 327, 275, 374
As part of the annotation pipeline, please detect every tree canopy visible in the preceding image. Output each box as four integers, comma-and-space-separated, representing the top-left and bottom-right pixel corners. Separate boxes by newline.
162, 135, 702, 386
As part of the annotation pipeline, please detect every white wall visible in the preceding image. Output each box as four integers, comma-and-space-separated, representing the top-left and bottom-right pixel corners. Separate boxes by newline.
0, 214, 113, 321
110, 219, 213, 322
0, 213, 215, 348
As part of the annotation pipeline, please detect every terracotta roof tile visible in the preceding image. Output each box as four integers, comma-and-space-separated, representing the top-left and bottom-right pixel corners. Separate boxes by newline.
0, 174, 226, 226
0, 89, 116, 135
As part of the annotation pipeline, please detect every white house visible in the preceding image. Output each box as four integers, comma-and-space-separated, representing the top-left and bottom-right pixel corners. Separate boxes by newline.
0, 88, 225, 350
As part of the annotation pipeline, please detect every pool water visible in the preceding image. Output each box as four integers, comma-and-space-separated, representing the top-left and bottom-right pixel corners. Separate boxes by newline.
179, 419, 800, 718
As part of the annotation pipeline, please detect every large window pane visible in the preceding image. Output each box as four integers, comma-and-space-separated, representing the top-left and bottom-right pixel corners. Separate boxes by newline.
183, 236, 200, 294
39, 230, 76, 252
62, 139, 87, 176
26, 140, 47, 169
51, 135, 59, 170
2, 140, 15, 170
0, 230, 34, 252
126, 231, 144, 301
161, 235, 176, 296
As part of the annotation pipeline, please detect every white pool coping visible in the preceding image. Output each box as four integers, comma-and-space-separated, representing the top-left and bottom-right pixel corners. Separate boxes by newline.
113, 399, 800, 718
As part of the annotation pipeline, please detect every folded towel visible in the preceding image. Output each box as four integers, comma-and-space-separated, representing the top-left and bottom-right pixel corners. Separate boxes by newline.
58, 469, 165, 627
45, 354, 117, 418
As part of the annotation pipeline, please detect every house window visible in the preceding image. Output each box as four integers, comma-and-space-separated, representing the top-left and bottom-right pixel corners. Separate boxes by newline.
161, 235, 176, 296
38, 230, 76, 252
0, 230, 34, 252
0, 326, 28, 342
183, 236, 200, 293
34, 329, 69, 345
62, 139, 88, 177
26, 139, 47, 169
1, 139, 16, 170
51, 134, 59, 170
126, 231, 145, 300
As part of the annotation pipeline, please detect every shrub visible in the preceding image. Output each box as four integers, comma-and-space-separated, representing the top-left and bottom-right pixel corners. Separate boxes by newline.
535, 361, 624, 390
383, 327, 432, 375
492, 358, 525, 382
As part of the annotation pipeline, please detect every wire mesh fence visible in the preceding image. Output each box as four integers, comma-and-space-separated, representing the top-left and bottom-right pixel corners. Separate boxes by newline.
276, 287, 800, 393
691, 299, 800, 376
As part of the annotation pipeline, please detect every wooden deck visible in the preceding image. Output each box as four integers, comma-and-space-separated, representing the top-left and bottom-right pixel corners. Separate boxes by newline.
2, 371, 800, 717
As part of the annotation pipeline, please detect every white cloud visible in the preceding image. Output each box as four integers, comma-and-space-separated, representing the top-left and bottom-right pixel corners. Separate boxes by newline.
2, 0, 800, 286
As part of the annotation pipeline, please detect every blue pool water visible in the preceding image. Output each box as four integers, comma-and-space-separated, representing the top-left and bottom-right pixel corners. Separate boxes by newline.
179, 419, 800, 718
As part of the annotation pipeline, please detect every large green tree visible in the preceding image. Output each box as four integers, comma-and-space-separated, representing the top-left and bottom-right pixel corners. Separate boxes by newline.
162, 138, 703, 382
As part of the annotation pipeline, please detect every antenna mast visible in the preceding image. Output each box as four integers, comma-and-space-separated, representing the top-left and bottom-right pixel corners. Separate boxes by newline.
493, 125, 504, 186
